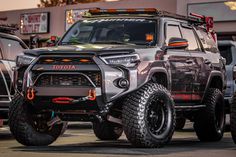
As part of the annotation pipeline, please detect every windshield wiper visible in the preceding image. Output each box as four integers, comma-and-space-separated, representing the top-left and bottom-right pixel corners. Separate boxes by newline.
60, 41, 85, 45
92, 41, 135, 45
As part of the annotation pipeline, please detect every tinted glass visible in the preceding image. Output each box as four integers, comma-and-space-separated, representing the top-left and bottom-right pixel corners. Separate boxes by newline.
196, 28, 218, 53
0, 38, 25, 61
219, 46, 232, 65
166, 25, 182, 44
181, 27, 200, 51
61, 19, 157, 46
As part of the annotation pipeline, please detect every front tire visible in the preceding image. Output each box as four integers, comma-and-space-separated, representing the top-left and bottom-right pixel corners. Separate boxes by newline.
93, 120, 123, 140
8, 94, 63, 146
194, 88, 225, 142
122, 82, 175, 148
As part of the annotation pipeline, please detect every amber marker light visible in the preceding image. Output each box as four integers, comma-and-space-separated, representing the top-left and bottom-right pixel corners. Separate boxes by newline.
89, 8, 101, 14
62, 59, 72, 62
146, 34, 154, 42
80, 59, 90, 63
144, 8, 158, 12
126, 9, 137, 13
107, 9, 117, 13
168, 42, 188, 47
44, 59, 54, 63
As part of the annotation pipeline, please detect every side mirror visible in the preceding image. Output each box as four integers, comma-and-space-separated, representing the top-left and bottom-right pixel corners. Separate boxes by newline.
165, 37, 189, 50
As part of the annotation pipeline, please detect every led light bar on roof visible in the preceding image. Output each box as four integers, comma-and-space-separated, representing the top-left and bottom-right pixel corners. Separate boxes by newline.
88, 8, 202, 23
88, 8, 158, 15
87, 8, 214, 30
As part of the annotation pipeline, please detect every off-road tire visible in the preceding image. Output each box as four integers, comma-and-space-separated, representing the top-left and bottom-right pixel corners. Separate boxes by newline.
122, 82, 175, 148
231, 103, 236, 144
8, 93, 63, 146
194, 88, 225, 142
93, 120, 123, 140
175, 117, 186, 130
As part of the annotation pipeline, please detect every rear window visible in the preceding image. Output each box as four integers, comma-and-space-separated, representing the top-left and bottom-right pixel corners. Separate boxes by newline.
195, 28, 218, 53
219, 46, 232, 65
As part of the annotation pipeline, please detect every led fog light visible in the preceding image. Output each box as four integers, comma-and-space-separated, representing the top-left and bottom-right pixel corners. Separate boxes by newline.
117, 78, 129, 89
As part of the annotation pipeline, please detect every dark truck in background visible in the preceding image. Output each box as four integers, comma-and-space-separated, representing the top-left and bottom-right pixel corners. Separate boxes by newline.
9, 8, 226, 148
0, 25, 28, 119
218, 41, 236, 113
218, 41, 236, 144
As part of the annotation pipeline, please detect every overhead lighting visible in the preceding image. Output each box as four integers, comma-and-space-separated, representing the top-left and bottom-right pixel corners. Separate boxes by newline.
224, 1, 236, 10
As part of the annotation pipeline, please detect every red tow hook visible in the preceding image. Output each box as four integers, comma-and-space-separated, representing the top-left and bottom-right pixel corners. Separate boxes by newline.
27, 88, 36, 101
52, 97, 74, 104
88, 89, 96, 101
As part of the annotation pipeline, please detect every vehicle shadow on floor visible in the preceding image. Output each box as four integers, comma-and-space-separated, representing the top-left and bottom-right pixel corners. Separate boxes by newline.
11, 137, 236, 156
0, 132, 12, 140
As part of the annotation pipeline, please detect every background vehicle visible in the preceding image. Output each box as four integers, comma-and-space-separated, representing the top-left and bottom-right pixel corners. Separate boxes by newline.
0, 25, 28, 119
9, 8, 226, 148
218, 41, 236, 113
232, 100, 236, 144
218, 40, 236, 144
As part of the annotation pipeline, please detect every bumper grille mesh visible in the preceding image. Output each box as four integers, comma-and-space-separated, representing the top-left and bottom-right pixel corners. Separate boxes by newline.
35, 72, 101, 87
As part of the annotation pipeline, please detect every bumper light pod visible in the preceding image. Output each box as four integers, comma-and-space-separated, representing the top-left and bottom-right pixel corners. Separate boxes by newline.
117, 78, 129, 89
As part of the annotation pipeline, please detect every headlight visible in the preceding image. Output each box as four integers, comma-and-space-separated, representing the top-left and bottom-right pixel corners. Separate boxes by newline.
16, 55, 36, 67
101, 54, 140, 68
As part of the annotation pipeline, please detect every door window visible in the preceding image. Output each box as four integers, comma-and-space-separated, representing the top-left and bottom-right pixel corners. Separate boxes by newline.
166, 25, 182, 44
196, 28, 218, 53
0, 38, 25, 61
181, 27, 200, 51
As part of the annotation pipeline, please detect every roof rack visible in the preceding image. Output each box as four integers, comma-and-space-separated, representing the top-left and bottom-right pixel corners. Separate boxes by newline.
87, 8, 204, 24
0, 24, 18, 34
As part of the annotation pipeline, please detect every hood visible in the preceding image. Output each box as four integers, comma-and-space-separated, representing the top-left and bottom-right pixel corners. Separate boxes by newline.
23, 44, 149, 56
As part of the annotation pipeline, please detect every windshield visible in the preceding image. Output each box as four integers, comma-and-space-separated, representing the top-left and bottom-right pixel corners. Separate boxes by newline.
60, 18, 157, 46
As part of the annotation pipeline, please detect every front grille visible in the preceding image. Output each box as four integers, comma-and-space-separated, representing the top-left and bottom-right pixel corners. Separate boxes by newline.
35, 72, 101, 87
37, 57, 94, 65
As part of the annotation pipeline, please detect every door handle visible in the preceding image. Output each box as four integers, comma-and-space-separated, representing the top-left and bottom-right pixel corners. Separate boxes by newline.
204, 59, 211, 65
186, 59, 193, 64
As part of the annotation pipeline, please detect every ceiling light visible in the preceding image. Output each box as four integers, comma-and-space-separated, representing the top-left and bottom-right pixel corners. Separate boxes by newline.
224, 1, 236, 10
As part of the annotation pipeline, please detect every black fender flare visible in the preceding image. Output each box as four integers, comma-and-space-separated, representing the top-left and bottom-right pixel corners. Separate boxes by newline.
146, 67, 171, 90
202, 70, 225, 101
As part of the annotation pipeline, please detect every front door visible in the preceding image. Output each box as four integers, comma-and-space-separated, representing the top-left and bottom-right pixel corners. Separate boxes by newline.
165, 22, 192, 102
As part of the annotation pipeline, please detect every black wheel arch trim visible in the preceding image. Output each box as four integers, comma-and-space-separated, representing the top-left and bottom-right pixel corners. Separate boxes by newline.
203, 71, 225, 102
147, 67, 171, 90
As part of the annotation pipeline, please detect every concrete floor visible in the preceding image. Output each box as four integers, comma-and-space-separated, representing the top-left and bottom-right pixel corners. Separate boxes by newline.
0, 122, 235, 157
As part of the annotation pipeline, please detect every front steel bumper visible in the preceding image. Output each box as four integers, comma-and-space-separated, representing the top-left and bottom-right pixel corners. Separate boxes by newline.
21, 55, 138, 112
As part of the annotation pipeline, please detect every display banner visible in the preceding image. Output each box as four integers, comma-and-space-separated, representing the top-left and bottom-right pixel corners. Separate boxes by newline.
20, 12, 49, 34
